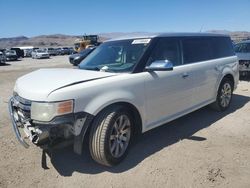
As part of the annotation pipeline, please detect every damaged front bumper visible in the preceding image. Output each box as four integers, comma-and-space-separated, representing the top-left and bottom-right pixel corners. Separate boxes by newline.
8, 97, 30, 148
239, 60, 250, 76
8, 96, 93, 154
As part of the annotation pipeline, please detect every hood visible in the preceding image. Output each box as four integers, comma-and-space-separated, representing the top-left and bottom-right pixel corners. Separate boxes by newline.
15, 68, 116, 101
69, 53, 81, 59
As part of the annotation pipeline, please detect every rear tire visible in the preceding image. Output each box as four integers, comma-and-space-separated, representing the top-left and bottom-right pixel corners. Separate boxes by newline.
89, 105, 134, 166
210, 78, 233, 111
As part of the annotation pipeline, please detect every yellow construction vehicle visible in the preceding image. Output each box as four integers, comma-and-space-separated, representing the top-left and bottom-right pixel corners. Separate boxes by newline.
74, 35, 100, 52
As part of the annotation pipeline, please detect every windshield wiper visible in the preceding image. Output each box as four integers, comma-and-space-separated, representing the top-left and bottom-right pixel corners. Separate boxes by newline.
79, 65, 100, 71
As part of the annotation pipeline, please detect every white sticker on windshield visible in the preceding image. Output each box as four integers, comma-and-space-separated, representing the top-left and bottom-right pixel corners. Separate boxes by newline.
132, 39, 151, 44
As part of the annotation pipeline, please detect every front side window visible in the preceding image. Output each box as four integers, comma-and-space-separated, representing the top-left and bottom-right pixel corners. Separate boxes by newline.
146, 38, 181, 66
79, 39, 150, 73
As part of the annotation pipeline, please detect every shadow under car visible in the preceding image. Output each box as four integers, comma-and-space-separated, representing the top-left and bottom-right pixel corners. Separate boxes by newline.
41, 94, 249, 176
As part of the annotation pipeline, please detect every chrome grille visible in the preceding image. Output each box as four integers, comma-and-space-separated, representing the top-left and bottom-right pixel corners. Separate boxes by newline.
239, 60, 250, 66
239, 60, 250, 71
13, 93, 31, 119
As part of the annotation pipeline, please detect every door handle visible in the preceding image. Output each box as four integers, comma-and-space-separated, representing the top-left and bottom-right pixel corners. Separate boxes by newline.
182, 73, 189, 78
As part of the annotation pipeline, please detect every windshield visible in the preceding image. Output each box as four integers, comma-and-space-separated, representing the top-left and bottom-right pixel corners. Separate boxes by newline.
6, 50, 16, 55
79, 39, 150, 73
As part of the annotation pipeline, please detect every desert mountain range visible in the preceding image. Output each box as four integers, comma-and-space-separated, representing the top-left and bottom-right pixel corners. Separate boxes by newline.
0, 31, 249, 49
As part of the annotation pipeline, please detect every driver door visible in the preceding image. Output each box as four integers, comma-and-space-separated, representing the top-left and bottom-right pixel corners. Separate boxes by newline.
144, 38, 196, 130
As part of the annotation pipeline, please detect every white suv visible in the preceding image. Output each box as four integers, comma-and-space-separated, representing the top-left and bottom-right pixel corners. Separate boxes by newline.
234, 40, 250, 77
9, 33, 239, 166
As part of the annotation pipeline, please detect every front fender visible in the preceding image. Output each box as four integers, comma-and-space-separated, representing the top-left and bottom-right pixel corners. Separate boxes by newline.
80, 90, 144, 117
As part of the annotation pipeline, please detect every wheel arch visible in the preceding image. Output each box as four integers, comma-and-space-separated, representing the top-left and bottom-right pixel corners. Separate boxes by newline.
79, 101, 143, 156
217, 73, 235, 92
212, 70, 235, 102
93, 101, 143, 136
210, 73, 235, 111
223, 74, 235, 88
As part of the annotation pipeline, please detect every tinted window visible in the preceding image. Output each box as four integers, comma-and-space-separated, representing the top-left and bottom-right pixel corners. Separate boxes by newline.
235, 43, 250, 53
182, 37, 213, 64
245, 43, 250, 53
147, 38, 181, 66
212, 37, 235, 58
182, 37, 234, 64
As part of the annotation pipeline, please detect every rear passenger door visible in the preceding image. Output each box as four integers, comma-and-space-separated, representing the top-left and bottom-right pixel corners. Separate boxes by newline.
181, 37, 220, 106
144, 38, 196, 129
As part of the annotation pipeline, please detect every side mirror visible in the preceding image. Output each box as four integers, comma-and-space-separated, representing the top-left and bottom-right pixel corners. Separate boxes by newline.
145, 60, 174, 71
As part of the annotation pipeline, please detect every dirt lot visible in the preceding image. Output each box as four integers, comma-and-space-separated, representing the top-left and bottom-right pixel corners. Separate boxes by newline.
0, 56, 250, 188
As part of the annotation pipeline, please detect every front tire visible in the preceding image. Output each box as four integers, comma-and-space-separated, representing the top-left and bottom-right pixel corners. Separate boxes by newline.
89, 106, 133, 166
211, 78, 233, 111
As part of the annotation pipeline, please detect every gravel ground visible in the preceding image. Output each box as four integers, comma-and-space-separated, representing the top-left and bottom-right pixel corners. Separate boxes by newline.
0, 56, 250, 188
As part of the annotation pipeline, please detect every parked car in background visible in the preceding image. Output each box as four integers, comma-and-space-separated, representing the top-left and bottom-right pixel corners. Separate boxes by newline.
46, 48, 57, 56
55, 47, 65, 55
69, 47, 77, 54
54, 48, 62, 55
234, 40, 250, 77
0, 51, 6, 64
55, 47, 74, 55
23, 49, 33, 57
60, 47, 71, 55
5, 50, 18, 61
9, 33, 238, 167
69, 47, 96, 66
31, 49, 50, 59
10, 48, 24, 58
17, 46, 34, 57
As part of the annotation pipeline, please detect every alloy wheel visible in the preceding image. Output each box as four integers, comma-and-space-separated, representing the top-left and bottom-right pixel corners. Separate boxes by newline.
220, 82, 232, 108
109, 115, 131, 158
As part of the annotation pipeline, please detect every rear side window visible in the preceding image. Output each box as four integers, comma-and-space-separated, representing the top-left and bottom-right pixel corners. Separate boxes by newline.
182, 38, 213, 64
182, 36, 234, 64
212, 37, 235, 58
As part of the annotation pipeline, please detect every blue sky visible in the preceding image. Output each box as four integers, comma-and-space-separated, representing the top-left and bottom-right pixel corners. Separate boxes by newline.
1, 0, 250, 38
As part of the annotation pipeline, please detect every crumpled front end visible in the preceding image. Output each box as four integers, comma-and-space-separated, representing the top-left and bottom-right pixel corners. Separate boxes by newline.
8, 94, 93, 153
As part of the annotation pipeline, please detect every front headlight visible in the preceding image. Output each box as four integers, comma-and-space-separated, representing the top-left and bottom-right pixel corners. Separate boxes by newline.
31, 100, 74, 122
